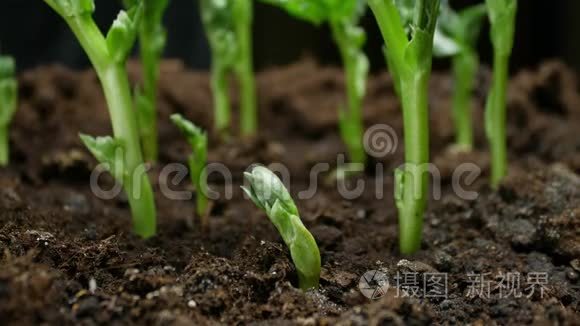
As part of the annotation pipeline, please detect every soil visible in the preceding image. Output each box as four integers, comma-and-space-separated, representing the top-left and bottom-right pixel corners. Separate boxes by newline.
1, 59, 579, 325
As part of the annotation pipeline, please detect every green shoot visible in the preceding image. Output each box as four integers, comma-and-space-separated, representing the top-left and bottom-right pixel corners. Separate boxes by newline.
434, 1, 487, 151
45, 0, 157, 238
485, 0, 517, 188
260, 0, 369, 166
124, 0, 170, 162
0, 56, 17, 167
368, 0, 441, 254
171, 114, 210, 229
200, 0, 257, 137
242, 166, 321, 290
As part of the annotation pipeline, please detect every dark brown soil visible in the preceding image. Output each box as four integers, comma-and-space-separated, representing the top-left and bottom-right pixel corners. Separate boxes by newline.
1, 59, 579, 325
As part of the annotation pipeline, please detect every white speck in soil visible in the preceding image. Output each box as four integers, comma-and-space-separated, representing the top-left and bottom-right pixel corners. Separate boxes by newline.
89, 278, 97, 294
187, 300, 197, 308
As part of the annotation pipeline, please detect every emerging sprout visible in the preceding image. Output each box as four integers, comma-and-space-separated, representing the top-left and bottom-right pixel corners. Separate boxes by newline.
485, 0, 517, 188
261, 0, 369, 166
0, 56, 17, 167
200, 0, 257, 137
171, 114, 210, 228
434, 1, 487, 150
368, 0, 441, 254
242, 166, 321, 290
45, 0, 157, 238
124, 0, 170, 162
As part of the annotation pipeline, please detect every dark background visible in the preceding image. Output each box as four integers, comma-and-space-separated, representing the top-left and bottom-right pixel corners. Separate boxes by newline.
1, 0, 579, 73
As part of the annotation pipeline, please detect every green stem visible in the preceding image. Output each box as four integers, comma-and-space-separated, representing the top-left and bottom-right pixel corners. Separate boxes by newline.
139, 34, 159, 162
189, 155, 208, 228
67, 15, 156, 238
211, 65, 231, 137
452, 51, 477, 150
100, 65, 157, 238
0, 126, 8, 166
236, 1, 257, 137
330, 21, 366, 166
487, 52, 509, 188
397, 71, 430, 254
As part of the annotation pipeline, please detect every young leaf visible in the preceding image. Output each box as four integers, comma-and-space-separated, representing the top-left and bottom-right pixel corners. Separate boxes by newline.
171, 114, 210, 223
79, 134, 126, 184
106, 4, 144, 63
242, 166, 321, 289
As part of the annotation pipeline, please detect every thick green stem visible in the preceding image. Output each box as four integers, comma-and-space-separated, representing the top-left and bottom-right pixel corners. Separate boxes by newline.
0, 126, 8, 166
487, 53, 509, 188
100, 65, 157, 238
211, 66, 231, 137
397, 71, 430, 254
452, 51, 477, 150
66, 15, 156, 238
236, 2, 257, 137
139, 36, 159, 162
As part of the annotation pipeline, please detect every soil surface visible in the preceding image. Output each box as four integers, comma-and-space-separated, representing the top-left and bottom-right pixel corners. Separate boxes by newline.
1, 59, 579, 325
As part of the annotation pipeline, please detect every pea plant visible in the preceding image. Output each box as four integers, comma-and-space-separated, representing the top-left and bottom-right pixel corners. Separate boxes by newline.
44, 0, 157, 238
0, 56, 17, 167
485, 0, 517, 188
200, 0, 257, 137
261, 0, 369, 166
124, 0, 170, 162
368, 0, 440, 254
243, 166, 321, 290
434, 1, 487, 151
171, 114, 210, 228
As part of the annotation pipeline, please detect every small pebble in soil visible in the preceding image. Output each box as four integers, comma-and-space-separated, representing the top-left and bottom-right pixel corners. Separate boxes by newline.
397, 259, 438, 273
63, 192, 90, 215
571, 259, 580, 272
187, 300, 197, 308
73, 296, 99, 317
88, 278, 97, 294
565, 268, 578, 282
433, 250, 454, 272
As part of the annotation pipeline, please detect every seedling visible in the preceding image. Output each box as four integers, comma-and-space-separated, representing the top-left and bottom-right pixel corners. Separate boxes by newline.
242, 166, 321, 290
368, 0, 440, 254
0, 56, 17, 167
200, 0, 257, 137
124, 0, 170, 162
171, 114, 210, 228
434, 1, 487, 150
260, 0, 369, 166
45, 0, 157, 238
485, 0, 517, 188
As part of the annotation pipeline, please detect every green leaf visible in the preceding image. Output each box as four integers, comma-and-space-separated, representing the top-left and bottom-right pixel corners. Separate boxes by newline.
106, 3, 143, 63
170, 114, 207, 152
79, 134, 126, 183
404, 0, 440, 71
44, 0, 94, 18
433, 28, 460, 57
435, 1, 487, 57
